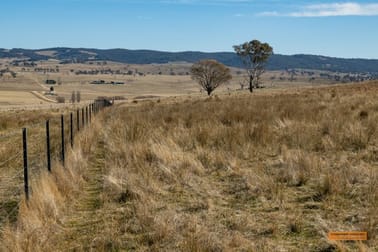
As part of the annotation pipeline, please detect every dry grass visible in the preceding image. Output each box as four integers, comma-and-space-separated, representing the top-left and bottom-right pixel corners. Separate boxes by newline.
1, 82, 378, 251
0, 104, 93, 238
1, 60, 336, 107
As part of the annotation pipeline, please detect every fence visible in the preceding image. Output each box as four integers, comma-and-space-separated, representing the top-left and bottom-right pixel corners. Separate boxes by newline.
0, 98, 111, 225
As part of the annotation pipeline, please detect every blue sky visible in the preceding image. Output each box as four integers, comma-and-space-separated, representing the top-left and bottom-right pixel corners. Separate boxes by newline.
1, 0, 378, 58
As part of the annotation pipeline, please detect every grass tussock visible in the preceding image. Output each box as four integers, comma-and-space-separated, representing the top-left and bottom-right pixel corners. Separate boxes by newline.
1, 82, 378, 251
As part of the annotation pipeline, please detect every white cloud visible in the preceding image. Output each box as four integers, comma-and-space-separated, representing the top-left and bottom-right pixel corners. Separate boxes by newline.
258, 2, 378, 17
291, 2, 378, 17
257, 11, 279, 17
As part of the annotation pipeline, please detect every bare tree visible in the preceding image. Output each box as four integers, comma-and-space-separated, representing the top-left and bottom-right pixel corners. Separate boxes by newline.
190, 59, 232, 96
234, 40, 273, 92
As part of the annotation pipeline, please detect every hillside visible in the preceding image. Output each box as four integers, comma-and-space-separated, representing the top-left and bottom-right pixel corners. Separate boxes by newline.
1, 83, 377, 251
1, 48, 378, 74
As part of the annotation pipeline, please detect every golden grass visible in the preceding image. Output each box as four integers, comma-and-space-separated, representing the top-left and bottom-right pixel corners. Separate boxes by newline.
1, 82, 377, 251
0, 91, 48, 106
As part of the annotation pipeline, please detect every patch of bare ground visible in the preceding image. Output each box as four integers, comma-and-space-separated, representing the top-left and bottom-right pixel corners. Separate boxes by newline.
1, 82, 377, 251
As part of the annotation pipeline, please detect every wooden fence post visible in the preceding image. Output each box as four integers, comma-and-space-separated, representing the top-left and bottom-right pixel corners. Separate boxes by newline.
82, 108, 85, 128
61, 115, 65, 167
46, 120, 51, 172
22, 128, 29, 200
77, 109, 80, 132
89, 104, 92, 122
70, 112, 73, 148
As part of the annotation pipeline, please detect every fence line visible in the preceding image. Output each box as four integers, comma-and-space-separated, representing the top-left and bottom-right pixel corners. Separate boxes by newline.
0, 98, 111, 225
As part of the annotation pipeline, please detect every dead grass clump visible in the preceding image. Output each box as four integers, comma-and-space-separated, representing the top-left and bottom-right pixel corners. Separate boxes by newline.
277, 148, 320, 187
181, 221, 223, 252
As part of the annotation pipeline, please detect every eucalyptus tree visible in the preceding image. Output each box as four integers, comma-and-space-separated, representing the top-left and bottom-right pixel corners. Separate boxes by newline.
234, 40, 273, 92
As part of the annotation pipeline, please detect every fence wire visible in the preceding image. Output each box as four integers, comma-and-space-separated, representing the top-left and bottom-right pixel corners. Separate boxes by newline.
0, 101, 107, 226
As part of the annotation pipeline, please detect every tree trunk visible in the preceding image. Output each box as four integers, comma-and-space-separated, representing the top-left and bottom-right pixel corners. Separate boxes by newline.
207, 89, 212, 96
249, 75, 253, 93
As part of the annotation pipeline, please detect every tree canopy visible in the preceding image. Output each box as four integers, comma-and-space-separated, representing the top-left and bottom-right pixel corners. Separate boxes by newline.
190, 59, 232, 96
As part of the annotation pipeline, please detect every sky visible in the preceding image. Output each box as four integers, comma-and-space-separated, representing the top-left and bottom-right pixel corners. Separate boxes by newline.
1, 0, 378, 59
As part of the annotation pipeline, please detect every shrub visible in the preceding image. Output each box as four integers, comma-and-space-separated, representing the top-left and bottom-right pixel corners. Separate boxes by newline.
56, 96, 65, 103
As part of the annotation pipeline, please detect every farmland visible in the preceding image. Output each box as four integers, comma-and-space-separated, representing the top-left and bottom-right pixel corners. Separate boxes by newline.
0, 71, 377, 250
1, 59, 365, 105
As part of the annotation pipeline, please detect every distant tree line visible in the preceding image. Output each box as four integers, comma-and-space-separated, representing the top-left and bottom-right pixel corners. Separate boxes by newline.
75, 69, 133, 75
0, 68, 17, 78
10, 60, 37, 67
34, 67, 59, 73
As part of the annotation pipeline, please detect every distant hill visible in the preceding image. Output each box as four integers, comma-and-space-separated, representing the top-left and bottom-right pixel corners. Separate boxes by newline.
1, 47, 378, 74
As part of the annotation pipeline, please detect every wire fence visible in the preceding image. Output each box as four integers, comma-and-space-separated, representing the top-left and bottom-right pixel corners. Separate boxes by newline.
0, 98, 112, 226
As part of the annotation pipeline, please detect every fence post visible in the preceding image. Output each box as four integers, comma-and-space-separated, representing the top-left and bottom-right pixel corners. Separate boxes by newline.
61, 115, 65, 167
22, 128, 29, 201
46, 120, 51, 172
89, 104, 92, 122
77, 109, 80, 132
86, 106, 88, 124
82, 108, 85, 128
70, 112, 73, 148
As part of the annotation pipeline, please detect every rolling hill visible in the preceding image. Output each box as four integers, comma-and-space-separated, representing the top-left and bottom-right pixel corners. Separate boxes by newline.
1, 47, 378, 74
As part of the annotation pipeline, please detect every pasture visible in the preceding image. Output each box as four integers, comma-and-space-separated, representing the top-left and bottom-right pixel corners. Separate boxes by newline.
0, 78, 376, 251
0, 60, 342, 110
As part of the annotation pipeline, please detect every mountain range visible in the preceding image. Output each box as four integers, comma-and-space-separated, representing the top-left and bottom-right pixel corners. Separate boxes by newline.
1, 47, 378, 74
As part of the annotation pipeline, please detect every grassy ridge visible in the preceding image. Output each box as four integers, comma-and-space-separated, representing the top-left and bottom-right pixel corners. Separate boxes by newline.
1, 83, 378, 251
